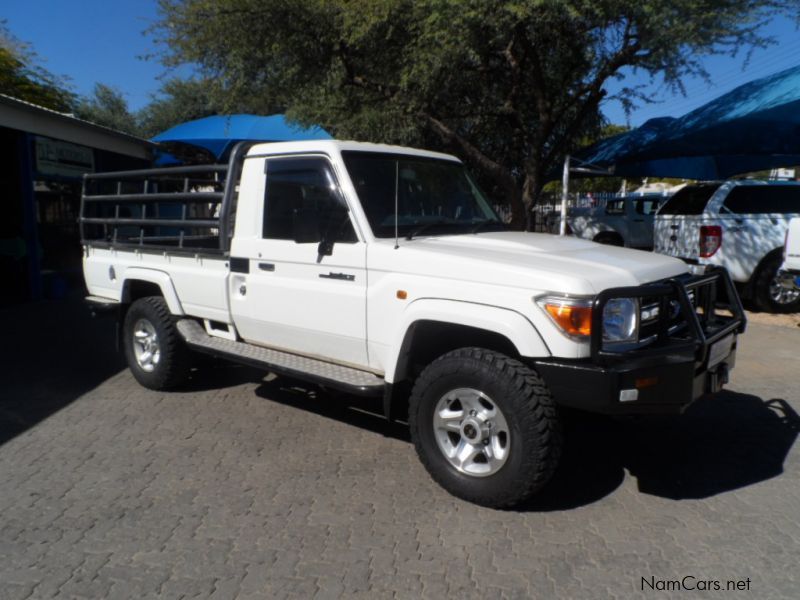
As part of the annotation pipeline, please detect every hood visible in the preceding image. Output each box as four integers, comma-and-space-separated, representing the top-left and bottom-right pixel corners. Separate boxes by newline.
390, 231, 688, 295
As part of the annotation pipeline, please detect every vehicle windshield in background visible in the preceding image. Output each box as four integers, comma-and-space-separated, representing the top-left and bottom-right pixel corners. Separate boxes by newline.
342, 151, 503, 238
658, 184, 721, 215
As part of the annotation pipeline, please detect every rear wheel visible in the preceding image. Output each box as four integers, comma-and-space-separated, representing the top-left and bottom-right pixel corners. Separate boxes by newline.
123, 296, 190, 390
754, 254, 800, 313
408, 348, 562, 508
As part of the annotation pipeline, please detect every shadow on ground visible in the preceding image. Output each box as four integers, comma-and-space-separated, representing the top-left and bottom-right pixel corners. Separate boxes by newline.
0, 294, 128, 446
5, 297, 797, 511
252, 377, 799, 511
525, 392, 799, 511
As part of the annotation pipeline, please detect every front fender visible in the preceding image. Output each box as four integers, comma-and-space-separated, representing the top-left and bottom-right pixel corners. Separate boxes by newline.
120, 268, 184, 315
382, 298, 550, 383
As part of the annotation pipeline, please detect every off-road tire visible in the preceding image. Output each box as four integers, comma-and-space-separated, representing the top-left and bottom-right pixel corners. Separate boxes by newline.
753, 253, 800, 313
123, 296, 190, 390
408, 348, 562, 508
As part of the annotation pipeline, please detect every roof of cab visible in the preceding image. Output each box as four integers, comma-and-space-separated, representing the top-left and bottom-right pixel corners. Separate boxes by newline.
246, 139, 461, 162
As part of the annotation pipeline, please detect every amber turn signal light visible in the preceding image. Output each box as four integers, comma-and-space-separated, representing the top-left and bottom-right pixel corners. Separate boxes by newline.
543, 303, 592, 337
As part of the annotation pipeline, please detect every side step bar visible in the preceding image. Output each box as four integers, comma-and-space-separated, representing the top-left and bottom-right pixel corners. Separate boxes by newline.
176, 319, 385, 396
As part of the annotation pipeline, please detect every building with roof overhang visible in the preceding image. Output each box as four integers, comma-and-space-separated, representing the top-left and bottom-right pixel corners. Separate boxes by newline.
0, 94, 154, 304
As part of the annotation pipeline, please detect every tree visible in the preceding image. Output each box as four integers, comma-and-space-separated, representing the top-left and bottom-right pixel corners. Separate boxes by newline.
138, 77, 224, 137
154, 0, 794, 228
73, 83, 141, 135
0, 22, 74, 111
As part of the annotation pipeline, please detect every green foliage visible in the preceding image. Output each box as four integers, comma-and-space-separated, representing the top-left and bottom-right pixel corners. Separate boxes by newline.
153, 0, 793, 227
138, 77, 224, 138
73, 83, 141, 135
70, 77, 224, 139
0, 22, 74, 111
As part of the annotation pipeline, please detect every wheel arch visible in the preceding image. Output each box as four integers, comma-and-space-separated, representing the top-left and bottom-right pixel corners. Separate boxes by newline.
593, 230, 624, 245
384, 299, 550, 386
120, 268, 184, 315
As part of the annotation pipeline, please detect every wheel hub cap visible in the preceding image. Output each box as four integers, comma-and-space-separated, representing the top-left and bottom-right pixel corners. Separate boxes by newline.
769, 275, 800, 305
132, 318, 160, 372
433, 388, 510, 477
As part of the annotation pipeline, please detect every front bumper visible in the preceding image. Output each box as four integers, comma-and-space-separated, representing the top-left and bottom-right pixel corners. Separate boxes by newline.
534, 342, 736, 415
534, 267, 745, 415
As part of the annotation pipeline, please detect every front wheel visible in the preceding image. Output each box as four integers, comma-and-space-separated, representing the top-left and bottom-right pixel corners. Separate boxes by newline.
408, 348, 562, 508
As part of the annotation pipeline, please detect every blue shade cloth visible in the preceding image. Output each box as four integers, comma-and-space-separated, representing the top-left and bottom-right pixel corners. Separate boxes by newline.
151, 114, 333, 162
576, 65, 800, 180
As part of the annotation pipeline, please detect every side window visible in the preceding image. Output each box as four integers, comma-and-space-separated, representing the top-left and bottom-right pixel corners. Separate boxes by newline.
723, 185, 800, 214
636, 198, 661, 215
262, 157, 357, 243
605, 199, 625, 215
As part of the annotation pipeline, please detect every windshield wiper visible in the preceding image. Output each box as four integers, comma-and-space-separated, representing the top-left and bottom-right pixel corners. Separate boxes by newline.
470, 219, 507, 234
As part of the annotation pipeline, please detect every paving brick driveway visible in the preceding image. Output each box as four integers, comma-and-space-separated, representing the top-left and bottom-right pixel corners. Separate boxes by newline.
1, 298, 798, 599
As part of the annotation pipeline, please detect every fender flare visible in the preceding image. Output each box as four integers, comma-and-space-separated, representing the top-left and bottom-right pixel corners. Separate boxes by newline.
120, 267, 185, 315
383, 298, 550, 383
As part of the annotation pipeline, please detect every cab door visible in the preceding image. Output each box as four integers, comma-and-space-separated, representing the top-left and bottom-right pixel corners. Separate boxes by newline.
229, 155, 369, 367
629, 197, 660, 248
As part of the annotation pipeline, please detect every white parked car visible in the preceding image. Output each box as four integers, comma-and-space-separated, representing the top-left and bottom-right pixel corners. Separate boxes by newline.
81, 140, 745, 508
654, 180, 800, 312
569, 195, 666, 248
778, 217, 800, 292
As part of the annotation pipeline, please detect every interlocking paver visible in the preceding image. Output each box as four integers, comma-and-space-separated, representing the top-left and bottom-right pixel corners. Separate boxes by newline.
1, 298, 798, 598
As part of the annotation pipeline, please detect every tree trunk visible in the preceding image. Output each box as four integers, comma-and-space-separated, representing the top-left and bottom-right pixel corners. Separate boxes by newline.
521, 170, 545, 232
507, 184, 526, 230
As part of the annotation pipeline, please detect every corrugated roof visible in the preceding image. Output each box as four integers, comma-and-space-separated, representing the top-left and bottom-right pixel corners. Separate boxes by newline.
0, 93, 155, 147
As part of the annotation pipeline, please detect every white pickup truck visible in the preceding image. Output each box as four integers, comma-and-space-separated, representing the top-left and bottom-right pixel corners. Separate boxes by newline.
778, 217, 800, 292
654, 180, 800, 312
81, 140, 746, 508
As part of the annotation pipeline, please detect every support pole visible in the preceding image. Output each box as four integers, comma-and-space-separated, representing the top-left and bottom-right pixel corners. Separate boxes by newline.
18, 133, 42, 300
559, 154, 570, 236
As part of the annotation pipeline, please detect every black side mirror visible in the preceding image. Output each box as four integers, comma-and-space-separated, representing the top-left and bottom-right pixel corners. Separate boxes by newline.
317, 240, 334, 256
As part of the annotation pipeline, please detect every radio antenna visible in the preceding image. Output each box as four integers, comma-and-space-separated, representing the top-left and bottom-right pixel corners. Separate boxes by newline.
394, 160, 400, 249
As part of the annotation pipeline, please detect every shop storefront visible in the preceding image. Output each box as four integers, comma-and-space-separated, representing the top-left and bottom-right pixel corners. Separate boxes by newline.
0, 95, 152, 305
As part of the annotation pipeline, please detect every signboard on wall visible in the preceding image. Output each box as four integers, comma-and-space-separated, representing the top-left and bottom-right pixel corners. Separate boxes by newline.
35, 136, 95, 178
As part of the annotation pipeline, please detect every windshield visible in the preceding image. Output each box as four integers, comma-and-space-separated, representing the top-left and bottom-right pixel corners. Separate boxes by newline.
342, 151, 502, 238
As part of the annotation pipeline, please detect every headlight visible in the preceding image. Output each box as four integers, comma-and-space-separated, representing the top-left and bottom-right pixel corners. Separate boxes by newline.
602, 298, 639, 344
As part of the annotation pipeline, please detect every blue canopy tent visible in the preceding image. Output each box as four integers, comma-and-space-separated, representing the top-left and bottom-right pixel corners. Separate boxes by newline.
576, 64, 800, 180
549, 65, 800, 235
151, 114, 332, 164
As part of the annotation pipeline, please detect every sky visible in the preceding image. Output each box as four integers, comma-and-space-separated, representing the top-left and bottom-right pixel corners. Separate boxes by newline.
2, 0, 184, 111
2, 2, 799, 127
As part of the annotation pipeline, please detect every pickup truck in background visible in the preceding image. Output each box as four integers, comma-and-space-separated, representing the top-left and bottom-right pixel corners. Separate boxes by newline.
568, 195, 666, 248
81, 140, 746, 508
654, 180, 800, 312
778, 217, 800, 293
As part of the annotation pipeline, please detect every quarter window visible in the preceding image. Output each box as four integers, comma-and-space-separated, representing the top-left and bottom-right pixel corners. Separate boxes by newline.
722, 185, 800, 214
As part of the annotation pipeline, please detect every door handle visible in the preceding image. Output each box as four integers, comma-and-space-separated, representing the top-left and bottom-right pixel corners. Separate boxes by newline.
258, 262, 275, 271
319, 272, 355, 281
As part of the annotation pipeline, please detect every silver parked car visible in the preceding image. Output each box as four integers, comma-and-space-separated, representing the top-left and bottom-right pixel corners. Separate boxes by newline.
569, 195, 666, 249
